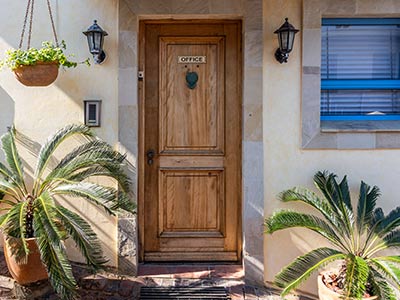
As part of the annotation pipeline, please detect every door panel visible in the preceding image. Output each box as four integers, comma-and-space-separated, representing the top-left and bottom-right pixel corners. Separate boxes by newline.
139, 20, 242, 262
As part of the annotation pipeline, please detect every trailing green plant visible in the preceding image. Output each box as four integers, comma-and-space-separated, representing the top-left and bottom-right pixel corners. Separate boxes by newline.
0, 40, 89, 70
265, 171, 400, 300
0, 124, 135, 300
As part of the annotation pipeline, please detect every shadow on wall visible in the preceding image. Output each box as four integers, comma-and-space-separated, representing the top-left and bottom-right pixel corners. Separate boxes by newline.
0, 86, 15, 143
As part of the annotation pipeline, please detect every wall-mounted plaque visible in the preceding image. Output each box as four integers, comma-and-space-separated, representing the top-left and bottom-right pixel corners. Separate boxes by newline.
178, 56, 206, 64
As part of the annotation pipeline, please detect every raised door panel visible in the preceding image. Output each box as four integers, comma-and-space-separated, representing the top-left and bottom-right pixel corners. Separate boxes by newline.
159, 37, 225, 154
159, 170, 225, 238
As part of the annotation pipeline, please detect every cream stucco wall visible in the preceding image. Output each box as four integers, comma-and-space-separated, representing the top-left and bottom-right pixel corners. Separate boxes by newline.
264, 0, 400, 295
0, 0, 120, 266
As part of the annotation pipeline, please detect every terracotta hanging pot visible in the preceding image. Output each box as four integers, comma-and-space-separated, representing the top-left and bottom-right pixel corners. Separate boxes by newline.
3, 236, 48, 285
13, 61, 59, 87
318, 274, 378, 300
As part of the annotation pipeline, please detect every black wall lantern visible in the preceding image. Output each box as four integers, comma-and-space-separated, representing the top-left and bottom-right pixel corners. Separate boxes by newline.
83, 20, 108, 64
274, 18, 299, 64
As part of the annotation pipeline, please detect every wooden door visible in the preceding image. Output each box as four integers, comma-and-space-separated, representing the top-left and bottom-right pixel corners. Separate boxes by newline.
139, 20, 242, 262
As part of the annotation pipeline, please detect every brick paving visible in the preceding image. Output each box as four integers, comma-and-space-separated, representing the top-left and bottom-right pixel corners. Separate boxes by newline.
0, 255, 315, 300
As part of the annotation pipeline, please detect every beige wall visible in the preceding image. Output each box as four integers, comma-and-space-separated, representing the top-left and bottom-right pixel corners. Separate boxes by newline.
264, 0, 400, 295
0, 0, 119, 266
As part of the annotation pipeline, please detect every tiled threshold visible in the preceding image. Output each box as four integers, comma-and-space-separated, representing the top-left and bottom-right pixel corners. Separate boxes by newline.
138, 264, 244, 279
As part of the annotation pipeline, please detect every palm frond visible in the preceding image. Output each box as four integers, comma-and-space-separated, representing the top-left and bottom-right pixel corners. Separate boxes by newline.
4, 201, 29, 263
274, 247, 345, 296
66, 165, 131, 192
1, 128, 26, 193
33, 192, 77, 299
374, 207, 400, 237
369, 268, 397, 300
382, 230, 400, 248
265, 210, 346, 250
51, 182, 134, 215
33, 124, 94, 194
313, 171, 354, 238
369, 258, 400, 289
55, 205, 108, 270
357, 182, 379, 234
279, 187, 347, 237
42, 153, 127, 194
345, 255, 370, 299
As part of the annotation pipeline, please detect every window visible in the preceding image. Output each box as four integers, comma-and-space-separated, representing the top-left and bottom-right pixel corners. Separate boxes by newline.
321, 18, 400, 121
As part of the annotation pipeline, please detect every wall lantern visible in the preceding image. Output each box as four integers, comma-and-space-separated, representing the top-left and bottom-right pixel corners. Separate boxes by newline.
83, 20, 108, 64
274, 18, 299, 64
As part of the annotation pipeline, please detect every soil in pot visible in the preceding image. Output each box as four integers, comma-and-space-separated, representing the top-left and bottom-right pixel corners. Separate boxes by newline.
4, 237, 48, 285
13, 61, 59, 87
318, 273, 378, 300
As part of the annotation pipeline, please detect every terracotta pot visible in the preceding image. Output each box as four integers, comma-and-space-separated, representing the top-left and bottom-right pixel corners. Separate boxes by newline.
13, 61, 59, 87
4, 237, 48, 285
318, 274, 378, 300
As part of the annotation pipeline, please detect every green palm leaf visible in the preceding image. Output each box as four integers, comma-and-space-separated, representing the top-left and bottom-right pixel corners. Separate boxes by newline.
4, 201, 29, 263
52, 182, 133, 214
66, 165, 131, 192
357, 182, 379, 234
1, 128, 26, 193
274, 247, 345, 296
369, 258, 400, 289
345, 255, 370, 299
55, 205, 108, 270
33, 124, 94, 194
369, 269, 397, 300
33, 193, 77, 299
374, 207, 400, 237
265, 210, 346, 250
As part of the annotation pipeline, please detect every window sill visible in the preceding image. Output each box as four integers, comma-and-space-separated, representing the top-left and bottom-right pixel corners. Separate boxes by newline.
321, 120, 400, 132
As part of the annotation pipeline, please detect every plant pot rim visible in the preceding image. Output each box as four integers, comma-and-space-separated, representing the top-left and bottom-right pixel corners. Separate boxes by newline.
14, 60, 59, 69
318, 273, 378, 300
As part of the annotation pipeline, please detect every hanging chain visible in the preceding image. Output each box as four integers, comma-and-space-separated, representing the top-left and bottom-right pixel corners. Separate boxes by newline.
27, 0, 35, 49
18, 0, 59, 50
46, 0, 58, 46
18, 0, 32, 49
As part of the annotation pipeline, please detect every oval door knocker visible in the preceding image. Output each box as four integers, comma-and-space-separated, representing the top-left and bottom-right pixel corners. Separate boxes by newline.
186, 71, 198, 89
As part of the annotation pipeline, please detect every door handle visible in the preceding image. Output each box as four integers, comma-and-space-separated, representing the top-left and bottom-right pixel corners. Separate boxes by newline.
146, 149, 155, 165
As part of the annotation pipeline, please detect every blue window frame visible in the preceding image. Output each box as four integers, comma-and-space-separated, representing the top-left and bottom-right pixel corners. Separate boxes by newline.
321, 18, 400, 121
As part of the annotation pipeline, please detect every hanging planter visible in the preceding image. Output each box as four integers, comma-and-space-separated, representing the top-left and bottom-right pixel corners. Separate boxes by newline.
0, 0, 88, 87
13, 61, 59, 87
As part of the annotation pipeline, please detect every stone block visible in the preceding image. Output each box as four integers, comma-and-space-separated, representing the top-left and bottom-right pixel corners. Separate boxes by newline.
376, 133, 400, 149
321, 0, 356, 14
244, 31, 263, 68
119, 31, 137, 68
243, 67, 262, 106
303, 132, 338, 149
302, 29, 321, 68
244, 104, 263, 141
118, 217, 138, 275
244, 0, 262, 31
337, 133, 376, 149
303, 0, 322, 29
209, 0, 243, 14
171, 0, 209, 14
356, 0, 398, 14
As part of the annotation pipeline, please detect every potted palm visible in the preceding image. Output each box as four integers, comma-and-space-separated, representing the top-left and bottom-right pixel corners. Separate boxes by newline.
0, 41, 88, 86
265, 171, 400, 300
0, 124, 134, 300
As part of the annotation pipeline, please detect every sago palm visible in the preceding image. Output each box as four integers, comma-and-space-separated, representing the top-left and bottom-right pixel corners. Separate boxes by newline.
265, 171, 400, 299
0, 124, 135, 299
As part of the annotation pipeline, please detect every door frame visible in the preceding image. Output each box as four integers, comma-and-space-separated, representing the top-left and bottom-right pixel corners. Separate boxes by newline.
138, 19, 243, 262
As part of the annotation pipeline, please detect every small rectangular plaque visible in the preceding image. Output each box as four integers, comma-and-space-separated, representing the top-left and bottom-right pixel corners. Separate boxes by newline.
178, 56, 206, 64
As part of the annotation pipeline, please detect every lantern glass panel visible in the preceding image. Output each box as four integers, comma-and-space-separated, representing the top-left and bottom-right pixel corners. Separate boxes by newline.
280, 31, 289, 51
287, 31, 295, 53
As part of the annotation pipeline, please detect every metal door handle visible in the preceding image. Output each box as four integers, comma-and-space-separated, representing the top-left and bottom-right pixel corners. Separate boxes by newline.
146, 149, 155, 165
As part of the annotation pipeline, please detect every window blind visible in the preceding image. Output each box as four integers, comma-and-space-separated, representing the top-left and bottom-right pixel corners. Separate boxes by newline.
321, 21, 400, 117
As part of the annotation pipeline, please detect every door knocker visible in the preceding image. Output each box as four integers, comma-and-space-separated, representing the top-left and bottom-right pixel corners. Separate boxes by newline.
186, 71, 198, 89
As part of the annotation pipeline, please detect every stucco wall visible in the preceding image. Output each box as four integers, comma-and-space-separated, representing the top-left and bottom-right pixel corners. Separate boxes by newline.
264, 0, 400, 295
0, 0, 119, 266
